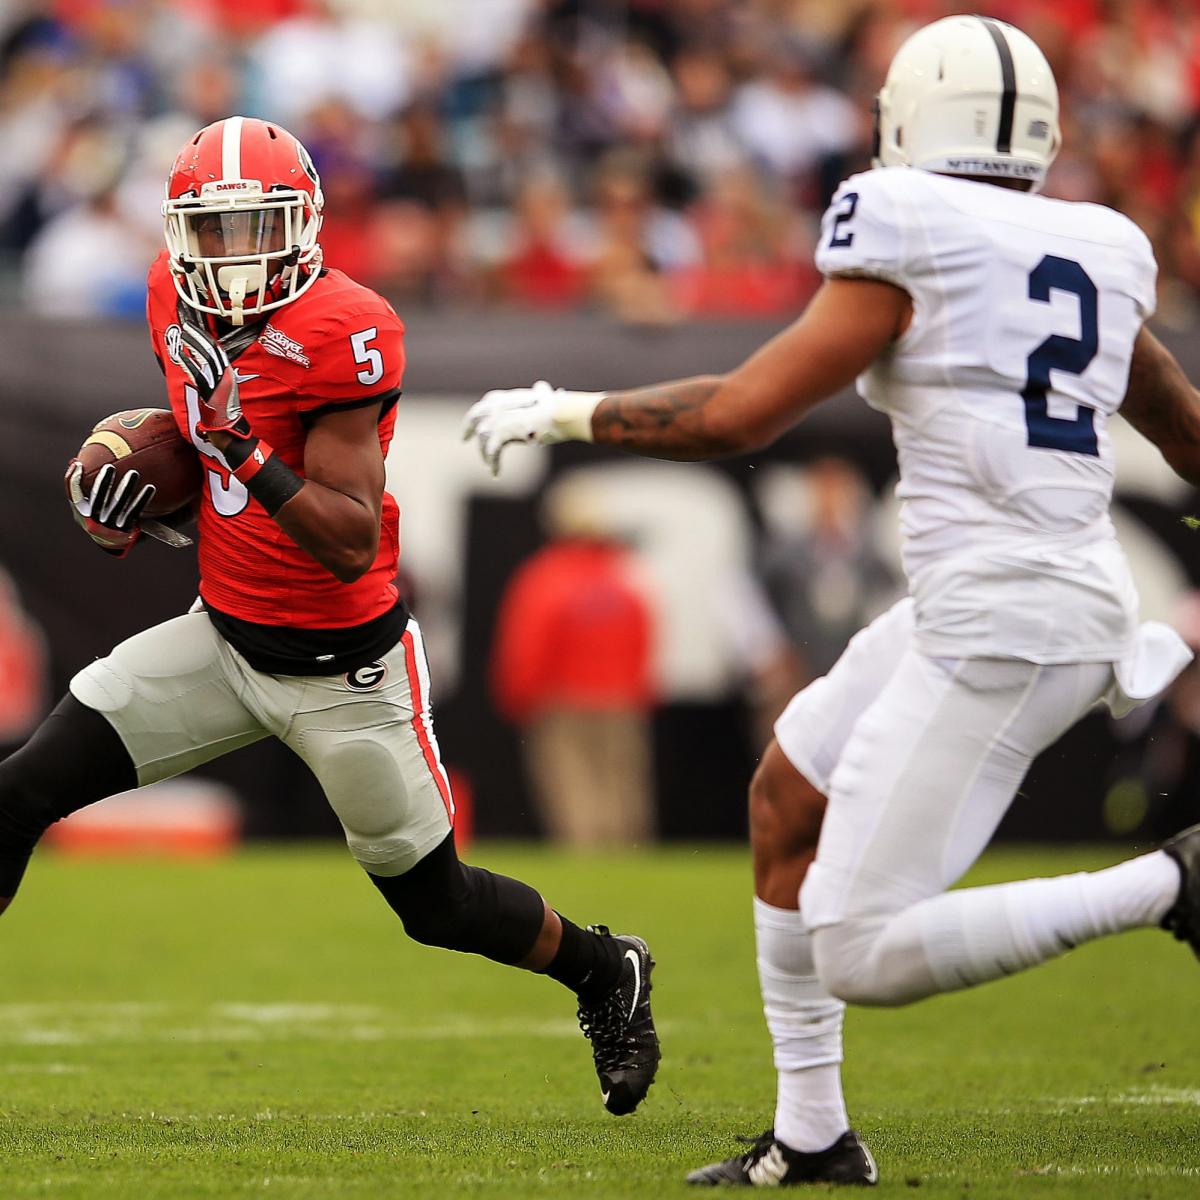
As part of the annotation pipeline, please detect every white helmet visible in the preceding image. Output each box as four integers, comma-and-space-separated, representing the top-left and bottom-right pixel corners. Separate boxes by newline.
874, 15, 1060, 192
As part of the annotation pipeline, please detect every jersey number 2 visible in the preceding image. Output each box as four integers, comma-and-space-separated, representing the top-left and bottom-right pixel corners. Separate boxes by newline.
1022, 255, 1099, 457
827, 192, 858, 249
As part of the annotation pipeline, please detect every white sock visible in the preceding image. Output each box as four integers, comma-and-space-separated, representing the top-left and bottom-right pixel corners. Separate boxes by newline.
754, 898, 849, 1152
892, 850, 1182, 998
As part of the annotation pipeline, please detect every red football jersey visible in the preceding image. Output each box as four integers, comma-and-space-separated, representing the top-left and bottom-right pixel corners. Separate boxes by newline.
146, 250, 404, 628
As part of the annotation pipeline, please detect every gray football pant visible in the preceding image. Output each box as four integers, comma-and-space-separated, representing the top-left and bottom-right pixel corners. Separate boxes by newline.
70, 611, 453, 876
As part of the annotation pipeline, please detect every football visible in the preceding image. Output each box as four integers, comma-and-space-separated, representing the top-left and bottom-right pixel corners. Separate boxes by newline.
75, 408, 202, 518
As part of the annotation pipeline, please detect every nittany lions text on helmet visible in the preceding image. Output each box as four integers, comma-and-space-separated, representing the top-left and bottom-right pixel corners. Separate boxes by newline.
874, 14, 1060, 192
163, 116, 324, 326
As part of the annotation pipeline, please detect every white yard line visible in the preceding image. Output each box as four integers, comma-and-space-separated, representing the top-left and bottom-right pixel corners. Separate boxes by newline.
0, 1001, 675, 1045
1014, 1165, 1200, 1179
213, 1003, 379, 1023
0, 1062, 86, 1073
1056, 1086, 1200, 1108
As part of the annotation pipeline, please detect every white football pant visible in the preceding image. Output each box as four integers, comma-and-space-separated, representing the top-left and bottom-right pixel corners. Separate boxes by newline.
777, 599, 1190, 1007
70, 611, 453, 876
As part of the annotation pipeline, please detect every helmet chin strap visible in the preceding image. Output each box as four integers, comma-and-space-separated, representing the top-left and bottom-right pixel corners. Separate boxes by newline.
217, 263, 267, 326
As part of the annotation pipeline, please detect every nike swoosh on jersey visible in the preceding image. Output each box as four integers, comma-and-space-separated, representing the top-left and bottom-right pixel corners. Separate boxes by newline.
233, 369, 260, 384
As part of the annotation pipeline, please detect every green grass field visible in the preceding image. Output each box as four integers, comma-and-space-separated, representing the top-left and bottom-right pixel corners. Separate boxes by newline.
1, 843, 1197, 1198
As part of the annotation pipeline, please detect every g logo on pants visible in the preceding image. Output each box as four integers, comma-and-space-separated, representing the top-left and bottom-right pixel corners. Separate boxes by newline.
345, 661, 388, 691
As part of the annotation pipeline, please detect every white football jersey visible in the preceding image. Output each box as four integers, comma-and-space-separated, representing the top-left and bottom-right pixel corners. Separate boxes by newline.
816, 168, 1157, 663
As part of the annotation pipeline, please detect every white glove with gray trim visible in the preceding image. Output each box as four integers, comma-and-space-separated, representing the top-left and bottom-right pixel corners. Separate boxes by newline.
462, 380, 605, 476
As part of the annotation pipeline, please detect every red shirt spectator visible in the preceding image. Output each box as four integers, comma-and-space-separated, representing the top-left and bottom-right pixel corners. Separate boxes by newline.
502, 240, 589, 309
491, 538, 654, 723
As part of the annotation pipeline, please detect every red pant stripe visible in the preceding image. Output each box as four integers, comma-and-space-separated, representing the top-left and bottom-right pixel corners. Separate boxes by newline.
401, 628, 454, 824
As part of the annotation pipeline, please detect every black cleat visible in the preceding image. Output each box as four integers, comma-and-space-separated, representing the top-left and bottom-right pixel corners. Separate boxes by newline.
686, 1129, 878, 1187
1161, 823, 1200, 957
576, 926, 659, 1115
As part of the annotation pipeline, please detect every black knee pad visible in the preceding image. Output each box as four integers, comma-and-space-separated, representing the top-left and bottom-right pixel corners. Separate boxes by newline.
370, 833, 545, 965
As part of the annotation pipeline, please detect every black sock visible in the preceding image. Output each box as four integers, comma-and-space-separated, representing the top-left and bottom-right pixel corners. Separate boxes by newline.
543, 915, 624, 1001
0, 694, 136, 903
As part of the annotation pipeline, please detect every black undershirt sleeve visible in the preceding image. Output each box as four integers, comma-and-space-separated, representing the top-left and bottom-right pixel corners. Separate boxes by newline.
299, 389, 400, 429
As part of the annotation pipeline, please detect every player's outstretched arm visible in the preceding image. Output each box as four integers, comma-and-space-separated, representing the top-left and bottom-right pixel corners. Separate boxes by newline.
1121, 327, 1200, 487
593, 278, 909, 458
463, 278, 910, 473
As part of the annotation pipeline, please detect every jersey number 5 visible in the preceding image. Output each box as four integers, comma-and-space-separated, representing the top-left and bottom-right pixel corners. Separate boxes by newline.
350, 327, 384, 386
1022, 255, 1099, 457
184, 385, 250, 517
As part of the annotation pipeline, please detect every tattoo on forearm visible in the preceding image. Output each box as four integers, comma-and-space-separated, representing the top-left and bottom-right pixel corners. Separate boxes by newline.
592, 377, 733, 459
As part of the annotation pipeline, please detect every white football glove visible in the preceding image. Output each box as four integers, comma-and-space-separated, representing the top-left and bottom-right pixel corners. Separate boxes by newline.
462, 380, 605, 476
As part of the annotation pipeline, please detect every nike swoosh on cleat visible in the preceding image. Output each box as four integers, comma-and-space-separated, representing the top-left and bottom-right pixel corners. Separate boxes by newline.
625, 948, 641, 1023
602, 1091, 610, 1105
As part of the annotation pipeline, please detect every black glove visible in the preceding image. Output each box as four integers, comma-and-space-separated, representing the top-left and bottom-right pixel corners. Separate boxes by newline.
64, 461, 156, 557
177, 322, 253, 440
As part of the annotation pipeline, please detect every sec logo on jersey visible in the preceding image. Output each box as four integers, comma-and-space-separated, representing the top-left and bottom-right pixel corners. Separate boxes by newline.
345, 662, 388, 691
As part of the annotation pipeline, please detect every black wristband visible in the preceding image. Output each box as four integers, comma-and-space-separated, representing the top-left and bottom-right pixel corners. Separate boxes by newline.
229, 438, 305, 516
221, 433, 258, 470
248, 454, 305, 516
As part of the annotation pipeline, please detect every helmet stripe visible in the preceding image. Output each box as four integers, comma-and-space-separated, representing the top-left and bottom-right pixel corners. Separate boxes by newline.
221, 115, 244, 180
978, 18, 1016, 155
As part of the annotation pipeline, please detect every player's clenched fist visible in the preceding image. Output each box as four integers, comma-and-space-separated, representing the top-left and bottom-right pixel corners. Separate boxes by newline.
462, 381, 604, 476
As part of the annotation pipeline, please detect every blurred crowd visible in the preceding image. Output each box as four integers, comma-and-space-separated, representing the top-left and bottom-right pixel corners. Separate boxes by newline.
3, 0, 1200, 323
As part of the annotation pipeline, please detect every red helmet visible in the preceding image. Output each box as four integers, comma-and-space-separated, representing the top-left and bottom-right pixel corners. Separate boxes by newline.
163, 116, 324, 325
